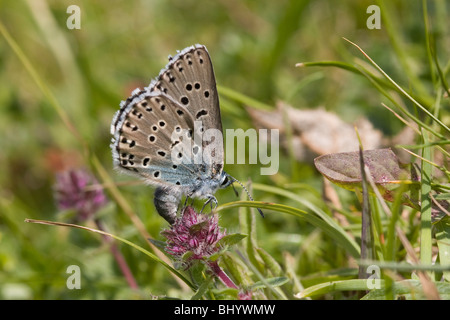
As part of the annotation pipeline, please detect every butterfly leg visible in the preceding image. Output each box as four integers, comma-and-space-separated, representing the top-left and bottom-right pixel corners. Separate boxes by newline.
182, 196, 191, 209
179, 196, 189, 215
210, 196, 218, 211
200, 195, 218, 213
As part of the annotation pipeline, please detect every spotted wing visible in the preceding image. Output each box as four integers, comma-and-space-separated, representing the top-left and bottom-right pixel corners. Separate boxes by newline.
110, 91, 201, 188
148, 44, 224, 176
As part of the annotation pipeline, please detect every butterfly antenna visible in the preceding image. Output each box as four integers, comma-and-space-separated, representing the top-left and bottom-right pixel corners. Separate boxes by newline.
231, 183, 239, 197
231, 177, 264, 218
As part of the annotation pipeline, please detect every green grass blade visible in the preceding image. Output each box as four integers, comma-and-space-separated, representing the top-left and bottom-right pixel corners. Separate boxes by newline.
259, 0, 309, 100
358, 146, 374, 281
0, 20, 86, 150
422, 0, 437, 86
297, 60, 432, 109
25, 218, 195, 290
358, 260, 450, 273
356, 66, 445, 140
252, 183, 345, 231
218, 201, 360, 258
362, 280, 450, 300
217, 85, 272, 110
251, 183, 360, 256
344, 37, 450, 134
435, 217, 450, 282
297, 60, 362, 73
375, 0, 431, 100
297, 279, 375, 298
420, 132, 433, 266
299, 278, 450, 299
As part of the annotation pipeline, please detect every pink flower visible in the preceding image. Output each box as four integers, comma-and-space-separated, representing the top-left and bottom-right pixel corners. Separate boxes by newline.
161, 206, 226, 267
162, 206, 254, 299
54, 168, 107, 221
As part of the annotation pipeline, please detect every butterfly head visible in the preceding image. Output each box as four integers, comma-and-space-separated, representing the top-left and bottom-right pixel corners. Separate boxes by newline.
219, 171, 234, 189
220, 172, 265, 218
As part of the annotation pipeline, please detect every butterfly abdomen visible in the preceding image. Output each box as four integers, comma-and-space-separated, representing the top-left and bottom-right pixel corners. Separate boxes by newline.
154, 186, 182, 224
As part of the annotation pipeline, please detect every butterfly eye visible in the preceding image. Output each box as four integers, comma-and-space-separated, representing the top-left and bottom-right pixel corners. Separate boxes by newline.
220, 176, 229, 187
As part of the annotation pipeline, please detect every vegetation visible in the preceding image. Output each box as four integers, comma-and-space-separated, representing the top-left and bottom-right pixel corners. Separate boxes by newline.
0, 0, 449, 299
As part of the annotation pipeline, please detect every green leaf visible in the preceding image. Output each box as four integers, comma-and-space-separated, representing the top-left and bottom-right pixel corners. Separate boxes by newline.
191, 275, 214, 300
147, 238, 167, 251
256, 247, 283, 276
211, 287, 240, 299
216, 233, 247, 248
189, 260, 207, 286
208, 245, 230, 262
250, 277, 289, 290
434, 193, 450, 200
181, 251, 194, 261
221, 253, 246, 286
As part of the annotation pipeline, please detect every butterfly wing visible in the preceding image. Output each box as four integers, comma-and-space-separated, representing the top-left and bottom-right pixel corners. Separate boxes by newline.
148, 44, 224, 176
111, 90, 200, 189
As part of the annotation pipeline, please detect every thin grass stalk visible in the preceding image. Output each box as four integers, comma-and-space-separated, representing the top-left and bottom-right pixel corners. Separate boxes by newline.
358, 147, 374, 282
343, 37, 450, 135
375, 0, 430, 100
24, 218, 195, 290
422, 0, 437, 86
420, 131, 433, 266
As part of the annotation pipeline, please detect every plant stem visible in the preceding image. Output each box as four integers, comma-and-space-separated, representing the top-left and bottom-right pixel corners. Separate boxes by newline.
208, 261, 238, 289
95, 219, 139, 290
357, 147, 373, 287
420, 132, 433, 266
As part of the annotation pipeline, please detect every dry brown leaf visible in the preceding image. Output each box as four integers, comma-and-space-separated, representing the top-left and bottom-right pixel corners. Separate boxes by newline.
248, 101, 383, 162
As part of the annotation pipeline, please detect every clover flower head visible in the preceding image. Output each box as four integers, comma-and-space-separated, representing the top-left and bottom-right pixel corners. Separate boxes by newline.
54, 168, 107, 221
161, 206, 226, 267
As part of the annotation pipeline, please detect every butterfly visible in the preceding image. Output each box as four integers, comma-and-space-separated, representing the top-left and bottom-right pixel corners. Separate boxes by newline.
110, 44, 262, 224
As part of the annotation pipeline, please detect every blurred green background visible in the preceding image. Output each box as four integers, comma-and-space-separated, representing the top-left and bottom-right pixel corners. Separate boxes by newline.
0, 0, 448, 299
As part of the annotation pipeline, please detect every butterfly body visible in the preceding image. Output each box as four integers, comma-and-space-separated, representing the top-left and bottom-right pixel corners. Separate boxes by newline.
153, 169, 232, 224
110, 45, 233, 223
